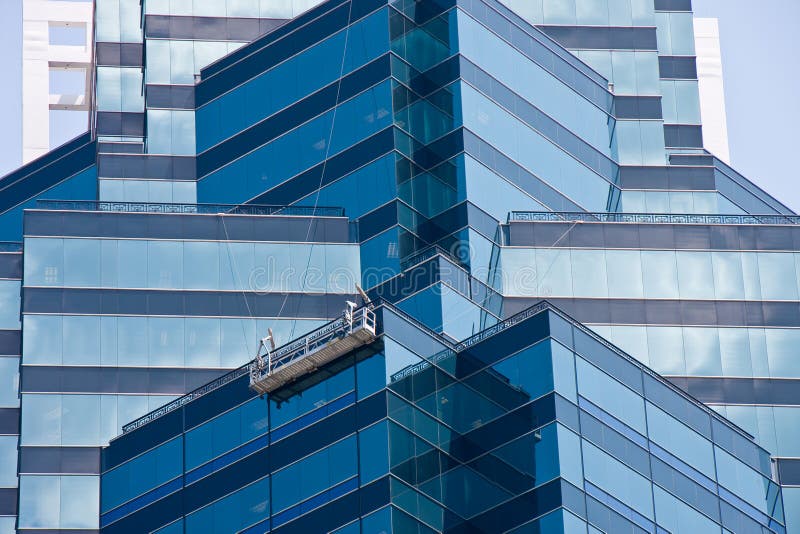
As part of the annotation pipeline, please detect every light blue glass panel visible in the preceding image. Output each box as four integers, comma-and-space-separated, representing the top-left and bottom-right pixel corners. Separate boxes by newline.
676, 251, 714, 299
646, 402, 715, 478
499, 0, 543, 24
22, 315, 62, 364
758, 253, 798, 300
19, 475, 59, 528
719, 328, 753, 377
0, 281, 20, 329
61, 395, 101, 445
576, 0, 607, 25
605, 249, 644, 298
0, 435, 17, 486
571, 249, 608, 298
148, 241, 183, 289
712, 252, 746, 300
63, 315, 101, 365
609, 325, 649, 366
535, 248, 573, 297
582, 440, 653, 518
21, 395, 61, 445
0, 357, 19, 406
653, 486, 719, 533
641, 250, 678, 298
149, 317, 185, 366
715, 446, 770, 514
646, 326, 686, 375
117, 316, 148, 366
683, 327, 721, 376
675, 80, 701, 124
576, 357, 646, 434
765, 329, 800, 378
19, 474, 99, 529
24, 238, 63, 286
782, 488, 800, 534
543, 0, 576, 24
117, 240, 148, 288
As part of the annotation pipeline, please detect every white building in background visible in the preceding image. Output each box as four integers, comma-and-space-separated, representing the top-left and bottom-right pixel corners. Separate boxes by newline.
694, 17, 731, 163
22, 0, 93, 163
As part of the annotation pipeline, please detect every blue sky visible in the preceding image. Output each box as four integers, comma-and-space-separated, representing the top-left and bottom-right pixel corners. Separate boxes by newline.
0, 0, 798, 211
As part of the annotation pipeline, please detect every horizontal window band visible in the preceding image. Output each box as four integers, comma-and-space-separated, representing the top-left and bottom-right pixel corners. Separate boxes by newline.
97, 153, 196, 181
658, 56, 697, 79
20, 366, 232, 395
0, 408, 19, 435
19, 447, 101, 475
96, 112, 145, 138
0, 253, 21, 279
536, 26, 658, 51
654, 0, 692, 11
506, 220, 800, 251
614, 96, 663, 120
664, 124, 703, 148
144, 15, 286, 41
668, 377, 800, 406
22, 288, 358, 318
146, 85, 195, 110
505, 298, 800, 328
96, 42, 143, 67
777, 458, 800, 486
0, 331, 21, 356
618, 165, 715, 190
97, 153, 197, 180
24, 209, 351, 242
0, 488, 16, 516
197, 54, 390, 177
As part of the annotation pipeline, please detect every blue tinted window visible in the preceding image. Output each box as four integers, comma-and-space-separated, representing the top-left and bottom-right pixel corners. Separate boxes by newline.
271, 435, 358, 513
185, 476, 269, 533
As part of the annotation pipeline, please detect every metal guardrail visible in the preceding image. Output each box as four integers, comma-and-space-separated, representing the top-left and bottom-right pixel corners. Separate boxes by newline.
123, 308, 377, 433
36, 200, 345, 217
508, 211, 800, 225
249, 307, 377, 393
123, 298, 755, 445
122, 365, 250, 433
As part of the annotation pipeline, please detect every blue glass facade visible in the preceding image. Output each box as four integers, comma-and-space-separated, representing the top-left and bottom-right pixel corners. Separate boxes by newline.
0, 0, 796, 531
99, 303, 786, 533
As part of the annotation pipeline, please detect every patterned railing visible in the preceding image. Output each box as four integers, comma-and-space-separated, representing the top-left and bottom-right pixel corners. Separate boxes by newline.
36, 200, 345, 217
509, 211, 800, 225
121, 364, 250, 433
0, 242, 22, 252
123, 298, 755, 444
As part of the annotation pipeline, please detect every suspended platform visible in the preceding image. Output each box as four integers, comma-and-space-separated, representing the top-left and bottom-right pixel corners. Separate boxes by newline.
249, 306, 377, 394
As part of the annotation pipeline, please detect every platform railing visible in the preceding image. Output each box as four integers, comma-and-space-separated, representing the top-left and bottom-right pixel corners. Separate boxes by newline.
36, 200, 344, 217
508, 211, 800, 225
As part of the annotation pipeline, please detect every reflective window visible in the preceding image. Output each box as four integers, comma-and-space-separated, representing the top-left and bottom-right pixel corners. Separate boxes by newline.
271, 435, 358, 513
19, 475, 99, 529
576, 356, 646, 434
185, 398, 268, 470
24, 238, 359, 292
582, 440, 654, 518
0, 358, 19, 406
185, 476, 269, 533
0, 280, 20, 330
646, 402, 715, 478
102, 437, 184, 512
0, 436, 18, 486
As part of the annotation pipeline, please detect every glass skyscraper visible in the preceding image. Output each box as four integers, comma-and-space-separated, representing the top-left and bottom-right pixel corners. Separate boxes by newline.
0, 0, 797, 532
